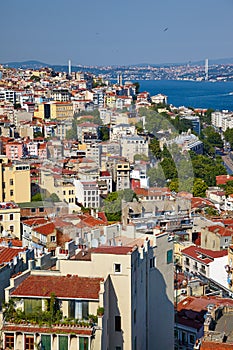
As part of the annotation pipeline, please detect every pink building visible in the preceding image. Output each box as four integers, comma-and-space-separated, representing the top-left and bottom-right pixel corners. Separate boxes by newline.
6, 142, 23, 160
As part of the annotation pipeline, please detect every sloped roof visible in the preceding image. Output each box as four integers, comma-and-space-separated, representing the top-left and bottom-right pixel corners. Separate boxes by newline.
11, 275, 103, 299
0, 247, 25, 265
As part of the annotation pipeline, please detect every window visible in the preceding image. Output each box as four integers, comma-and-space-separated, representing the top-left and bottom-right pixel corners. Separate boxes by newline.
10, 190, 14, 196
167, 249, 173, 264
59, 335, 68, 350
31, 208, 36, 213
41, 334, 51, 350
10, 179, 13, 186
5, 333, 14, 349
39, 208, 44, 212
114, 263, 121, 273
181, 331, 187, 343
79, 337, 89, 350
25, 335, 34, 350
0, 215, 3, 221
9, 225, 14, 232
189, 334, 195, 344
24, 299, 42, 315
115, 316, 121, 332
9, 214, 13, 221
150, 257, 155, 268
185, 257, 190, 266
50, 236, 56, 242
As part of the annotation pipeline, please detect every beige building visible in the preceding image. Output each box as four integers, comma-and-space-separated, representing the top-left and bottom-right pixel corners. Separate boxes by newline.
40, 167, 77, 210
1, 270, 104, 350
0, 158, 31, 203
58, 238, 174, 350
0, 202, 21, 239
201, 225, 233, 251
0, 234, 174, 349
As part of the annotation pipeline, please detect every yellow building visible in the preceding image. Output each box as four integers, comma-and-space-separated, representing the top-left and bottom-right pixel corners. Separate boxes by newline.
0, 158, 31, 203
50, 102, 73, 120
34, 102, 73, 121
0, 202, 21, 239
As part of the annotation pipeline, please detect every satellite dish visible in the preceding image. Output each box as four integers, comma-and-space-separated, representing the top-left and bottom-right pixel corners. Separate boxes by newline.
91, 238, 98, 248
99, 236, 107, 245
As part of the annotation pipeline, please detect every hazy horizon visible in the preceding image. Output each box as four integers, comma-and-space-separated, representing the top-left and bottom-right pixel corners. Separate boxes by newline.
1, 0, 233, 66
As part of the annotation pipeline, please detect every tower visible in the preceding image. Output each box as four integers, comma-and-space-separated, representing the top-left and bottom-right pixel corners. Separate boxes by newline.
117, 73, 123, 86
205, 58, 208, 81
68, 59, 72, 76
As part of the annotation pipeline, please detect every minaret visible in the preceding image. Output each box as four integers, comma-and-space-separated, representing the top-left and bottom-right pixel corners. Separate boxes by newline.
117, 73, 123, 86
205, 58, 208, 81
68, 59, 72, 76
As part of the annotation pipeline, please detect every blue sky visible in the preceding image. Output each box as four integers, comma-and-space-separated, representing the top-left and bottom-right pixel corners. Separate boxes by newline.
1, 0, 233, 66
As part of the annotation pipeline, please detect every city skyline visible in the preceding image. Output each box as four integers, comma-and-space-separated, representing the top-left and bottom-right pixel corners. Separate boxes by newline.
1, 0, 233, 66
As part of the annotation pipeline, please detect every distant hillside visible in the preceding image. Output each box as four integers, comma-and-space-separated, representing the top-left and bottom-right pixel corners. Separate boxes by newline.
2, 57, 233, 70
2, 60, 51, 69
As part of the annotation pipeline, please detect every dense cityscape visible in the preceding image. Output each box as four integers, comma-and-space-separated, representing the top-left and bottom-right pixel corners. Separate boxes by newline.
0, 61, 233, 350
4, 59, 233, 82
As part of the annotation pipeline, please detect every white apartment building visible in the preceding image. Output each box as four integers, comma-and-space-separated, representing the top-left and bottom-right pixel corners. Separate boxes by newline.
121, 135, 149, 163
75, 179, 100, 208
211, 110, 233, 131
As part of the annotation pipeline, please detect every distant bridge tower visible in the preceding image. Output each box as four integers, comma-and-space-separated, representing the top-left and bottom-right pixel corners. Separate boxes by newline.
205, 58, 208, 81
68, 59, 72, 76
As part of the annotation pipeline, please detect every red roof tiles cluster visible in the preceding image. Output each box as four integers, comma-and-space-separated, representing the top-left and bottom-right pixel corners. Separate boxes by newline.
0, 247, 25, 265
11, 275, 104, 299
182, 246, 227, 265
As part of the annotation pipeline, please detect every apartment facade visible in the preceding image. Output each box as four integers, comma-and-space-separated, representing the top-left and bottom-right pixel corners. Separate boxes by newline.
0, 159, 31, 203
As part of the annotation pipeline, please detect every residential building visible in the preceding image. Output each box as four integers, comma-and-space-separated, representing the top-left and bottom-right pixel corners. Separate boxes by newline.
182, 246, 228, 289
116, 161, 131, 191
175, 296, 233, 350
200, 225, 233, 251
2, 271, 104, 350
74, 180, 100, 208
0, 158, 31, 203
0, 202, 20, 239
57, 237, 174, 350
0, 246, 34, 306
121, 135, 149, 163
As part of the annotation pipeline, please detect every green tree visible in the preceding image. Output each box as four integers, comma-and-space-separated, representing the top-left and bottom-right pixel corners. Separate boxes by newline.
99, 126, 109, 141
224, 128, 233, 149
103, 189, 137, 221
193, 178, 208, 197
66, 117, 77, 140
31, 193, 43, 201
49, 193, 60, 202
225, 180, 233, 196
149, 138, 162, 160
147, 166, 167, 187
203, 126, 223, 148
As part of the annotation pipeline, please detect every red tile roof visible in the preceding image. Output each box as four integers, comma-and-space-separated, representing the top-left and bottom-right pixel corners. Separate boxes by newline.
207, 225, 233, 237
216, 175, 233, 185
177, 296, 233, 313
11, 275, 103, 299
34, 222, 56, 235
0, 247, 25, 265
23, 218, 48, 226
191, 197, 215, 209
182, 246, 227, 265
200, 341, 233, 349
92, 246, 134, 255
